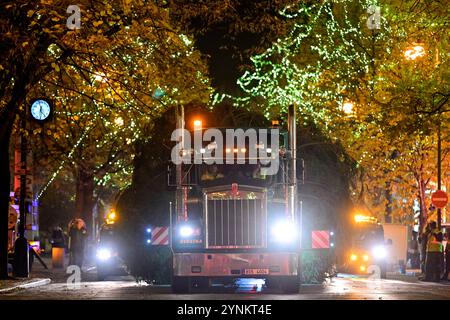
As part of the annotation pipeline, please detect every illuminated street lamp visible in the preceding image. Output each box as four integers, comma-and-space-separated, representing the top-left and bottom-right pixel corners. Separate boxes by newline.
193, 119, 202, 130
106, 209, 117, 225
342, 101, 354, 115
404, 44, 425, 61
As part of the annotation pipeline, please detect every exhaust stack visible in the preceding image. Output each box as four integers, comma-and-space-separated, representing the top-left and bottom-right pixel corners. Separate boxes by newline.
287, 104, 297, 222
175, 105, 187, 221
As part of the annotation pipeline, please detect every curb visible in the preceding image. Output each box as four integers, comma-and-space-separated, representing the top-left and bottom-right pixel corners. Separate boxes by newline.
0, 278, 51, 294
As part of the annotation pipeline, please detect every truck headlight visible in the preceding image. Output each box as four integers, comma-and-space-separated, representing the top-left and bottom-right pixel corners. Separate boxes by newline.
96, 248, 112, 261
179, 225, 194, 237
271, 220, 297, 243
373, 245, 387, 259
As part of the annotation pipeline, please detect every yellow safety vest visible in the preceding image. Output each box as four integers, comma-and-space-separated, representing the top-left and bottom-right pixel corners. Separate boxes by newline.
427, 229, 443, 253
427, 241, 443, 253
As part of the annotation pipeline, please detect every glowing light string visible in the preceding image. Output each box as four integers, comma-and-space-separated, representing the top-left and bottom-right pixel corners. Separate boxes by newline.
37, 111, 99, 200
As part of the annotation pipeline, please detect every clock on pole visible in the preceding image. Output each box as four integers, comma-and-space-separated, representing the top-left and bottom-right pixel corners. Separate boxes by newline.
29, 98, 53, 122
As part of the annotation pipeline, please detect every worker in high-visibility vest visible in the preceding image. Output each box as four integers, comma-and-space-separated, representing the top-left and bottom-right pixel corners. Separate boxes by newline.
424, 221, 443, 282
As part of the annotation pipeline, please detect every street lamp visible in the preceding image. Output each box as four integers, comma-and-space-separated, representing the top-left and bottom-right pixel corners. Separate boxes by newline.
437, 122, 442, 229
404, 44, 425, 61
193, 119, 202, 130
342, 101, 354, 115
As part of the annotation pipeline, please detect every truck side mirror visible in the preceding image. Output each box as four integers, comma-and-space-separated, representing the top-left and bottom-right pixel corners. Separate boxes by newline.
167, 162, 176, 190
167, 162, 198, 189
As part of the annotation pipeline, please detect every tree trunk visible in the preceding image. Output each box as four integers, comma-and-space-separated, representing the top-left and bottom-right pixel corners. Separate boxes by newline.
418, 177, 428, 235
0, 69, 30, 279
74, 169, 95, 232
384, 181, 392, 223
0, 111, 15, 279
0, 33, 53, 278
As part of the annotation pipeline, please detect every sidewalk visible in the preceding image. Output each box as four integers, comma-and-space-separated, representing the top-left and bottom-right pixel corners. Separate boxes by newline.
387, 268, 450, 285
387, 269, 421, 283
1, 253, 81, 294
0, 278, 51, 294
30, 253, 98, 283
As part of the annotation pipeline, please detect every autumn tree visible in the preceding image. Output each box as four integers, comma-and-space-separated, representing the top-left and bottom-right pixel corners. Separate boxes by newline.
0, 0, 210, 278
167, 0, 296, 94
236, 0, 450, 232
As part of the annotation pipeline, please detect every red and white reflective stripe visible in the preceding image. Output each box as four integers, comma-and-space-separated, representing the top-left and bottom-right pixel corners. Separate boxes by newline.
151, 227, 170, 245
311, 230, 330, 249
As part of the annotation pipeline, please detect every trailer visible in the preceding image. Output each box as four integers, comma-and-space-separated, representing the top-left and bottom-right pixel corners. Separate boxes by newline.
169, 105, 300, 293
382, 223, 409, 272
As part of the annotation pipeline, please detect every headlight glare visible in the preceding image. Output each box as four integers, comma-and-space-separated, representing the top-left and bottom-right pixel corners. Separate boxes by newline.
271, 219, 297, 243
373, 245, 387, 259
96, 248, 112, 261
179, 225, 194, 237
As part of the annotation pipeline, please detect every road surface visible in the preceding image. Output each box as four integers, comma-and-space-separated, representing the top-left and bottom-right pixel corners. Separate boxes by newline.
1, 271, 450, 300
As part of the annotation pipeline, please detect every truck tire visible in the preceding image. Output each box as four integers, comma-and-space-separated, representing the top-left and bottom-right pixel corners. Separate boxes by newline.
190, 277, 209, 291
172, 276, 190, 294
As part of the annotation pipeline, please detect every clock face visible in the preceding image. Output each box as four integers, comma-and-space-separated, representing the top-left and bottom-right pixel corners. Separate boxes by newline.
30, 99, 51, 121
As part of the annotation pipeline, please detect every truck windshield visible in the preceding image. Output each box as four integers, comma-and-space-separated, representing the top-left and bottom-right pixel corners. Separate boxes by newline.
99, 226, 115, 244
199, 163, 274, 187
352, 224, 384, 249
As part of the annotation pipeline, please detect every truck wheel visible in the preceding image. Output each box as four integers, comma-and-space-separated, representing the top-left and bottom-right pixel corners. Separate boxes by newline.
280, 276, 300, 294
191, 277, 209, 291
172, 276, 190, 294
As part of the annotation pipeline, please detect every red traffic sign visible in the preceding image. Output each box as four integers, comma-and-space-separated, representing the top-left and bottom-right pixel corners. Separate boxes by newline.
431, 190, 448, 209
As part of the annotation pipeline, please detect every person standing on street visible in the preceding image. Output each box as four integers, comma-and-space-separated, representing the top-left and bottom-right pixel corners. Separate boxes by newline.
424, 221, 443, 282
407, 231, 420, 269
442, 233, 450, 281
419, 224, 431, 277
68, 218, 88, 270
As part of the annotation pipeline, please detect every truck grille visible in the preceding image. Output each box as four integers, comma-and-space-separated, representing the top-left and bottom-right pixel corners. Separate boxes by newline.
206, 197, 266, 248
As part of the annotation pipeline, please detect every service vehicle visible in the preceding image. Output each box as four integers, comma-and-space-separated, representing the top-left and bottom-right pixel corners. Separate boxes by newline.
382, 223, 408, 272
168, 105, 301, 293
344, 214, 388, 278
96, 211, 126, 281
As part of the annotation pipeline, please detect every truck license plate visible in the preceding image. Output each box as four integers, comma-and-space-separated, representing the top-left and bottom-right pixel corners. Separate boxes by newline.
244, 268, 269, 275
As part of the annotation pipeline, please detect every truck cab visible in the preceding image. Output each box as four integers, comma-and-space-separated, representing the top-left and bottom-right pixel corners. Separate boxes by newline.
344, 215, 388, 278
170, 105, 300, 293
96, 222, 126, 280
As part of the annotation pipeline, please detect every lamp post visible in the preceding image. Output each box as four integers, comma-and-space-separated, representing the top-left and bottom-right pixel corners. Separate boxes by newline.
403, 43, 443, 229
437, 120, 442, 229
13, 107, 29, 277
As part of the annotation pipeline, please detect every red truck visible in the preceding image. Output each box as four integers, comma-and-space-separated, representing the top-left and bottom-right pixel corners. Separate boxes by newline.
169, 105, 301, 293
